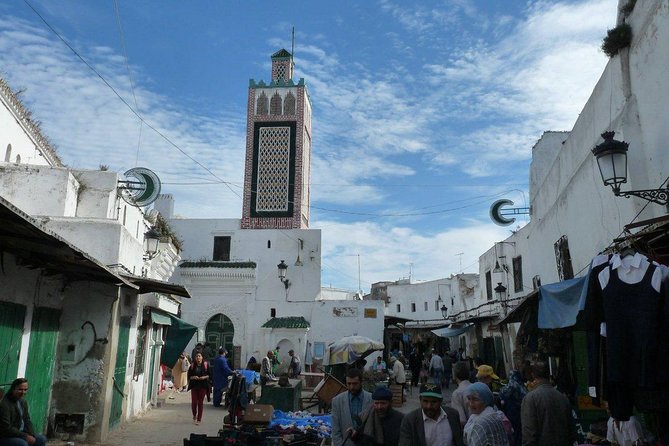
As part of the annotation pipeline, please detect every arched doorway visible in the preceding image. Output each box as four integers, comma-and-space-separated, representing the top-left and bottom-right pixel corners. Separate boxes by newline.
205, 314, 235, 366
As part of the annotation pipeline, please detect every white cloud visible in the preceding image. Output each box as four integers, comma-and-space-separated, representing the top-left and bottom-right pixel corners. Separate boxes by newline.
319, 218, 511, 289
0, 16, 247, 217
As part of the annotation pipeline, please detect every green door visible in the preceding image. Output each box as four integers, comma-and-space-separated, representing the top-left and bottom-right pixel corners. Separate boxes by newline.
109, 316, 131, 431
0, 302, 26, 394
25, 307, 61, 434
205, 314, 235, 366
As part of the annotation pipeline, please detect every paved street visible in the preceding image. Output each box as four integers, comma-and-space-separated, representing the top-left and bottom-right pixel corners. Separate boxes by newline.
53, 381, 454, 446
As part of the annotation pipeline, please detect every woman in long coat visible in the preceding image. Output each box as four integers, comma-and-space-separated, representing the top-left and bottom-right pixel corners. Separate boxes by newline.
173, 352, 190, 391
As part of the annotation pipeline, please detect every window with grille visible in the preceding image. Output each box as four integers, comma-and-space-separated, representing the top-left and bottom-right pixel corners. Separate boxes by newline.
133, 323, 147, 378
284, 92, 296, 115
256, 92, 268, 115
213, 236, 231, 261
554, 235, 574, 280
270, 92, 282, 115
256, 127, 291, 212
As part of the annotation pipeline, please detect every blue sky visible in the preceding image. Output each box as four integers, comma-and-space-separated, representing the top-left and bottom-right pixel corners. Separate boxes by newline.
0, 0, 617, 290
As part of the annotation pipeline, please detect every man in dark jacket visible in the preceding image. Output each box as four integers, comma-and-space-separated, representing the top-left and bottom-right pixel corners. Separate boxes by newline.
0, 378, 47, 446
399, 383, 463, 446
353, 386, 404, 446
520, 361, 574, 446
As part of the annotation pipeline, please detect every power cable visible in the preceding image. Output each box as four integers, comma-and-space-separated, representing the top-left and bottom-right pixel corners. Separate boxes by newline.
22, 0, 241, 199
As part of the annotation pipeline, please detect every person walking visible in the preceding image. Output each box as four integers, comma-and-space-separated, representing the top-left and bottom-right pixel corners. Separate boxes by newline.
451, 362, 472, 427
173, 352, 190, 392
272, 346, 281, 375
409, 349, 421, 388
288, 349, 302, 378
520, 361, 574, 446
0, 378, 47, 446
353, 386, 404, 446
428, 350, 444, 385
331, 368, 373, 446
463, 383, 510, 446
398, 382, 463, 446
391, 356, 407, 401
260, 350, 276, 387
191, 342, 203, 362
187, 352, 211, 425
442, 352, 454, 389
498, 370, 528, 445
212, 348, 233, 408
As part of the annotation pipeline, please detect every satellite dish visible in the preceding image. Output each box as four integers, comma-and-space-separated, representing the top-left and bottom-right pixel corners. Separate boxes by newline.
119, 167, 161, 207
490, 199, 516, 226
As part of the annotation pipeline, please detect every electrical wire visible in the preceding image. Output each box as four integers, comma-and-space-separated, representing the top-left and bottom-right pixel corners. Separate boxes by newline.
22, 0, 242, 199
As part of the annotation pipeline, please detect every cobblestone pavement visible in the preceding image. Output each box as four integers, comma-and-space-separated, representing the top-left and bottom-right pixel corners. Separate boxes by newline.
52, 381, 455, 446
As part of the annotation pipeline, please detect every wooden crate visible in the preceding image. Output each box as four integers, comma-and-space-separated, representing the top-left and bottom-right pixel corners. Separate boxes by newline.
315, 375, 346, 405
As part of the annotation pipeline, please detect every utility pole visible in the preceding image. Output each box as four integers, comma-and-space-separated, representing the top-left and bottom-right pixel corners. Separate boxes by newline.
357, 254, 361, 295
455, 252, 464, 273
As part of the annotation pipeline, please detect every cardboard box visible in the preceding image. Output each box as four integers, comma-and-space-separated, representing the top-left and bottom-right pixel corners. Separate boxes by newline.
243, 404, 274, 425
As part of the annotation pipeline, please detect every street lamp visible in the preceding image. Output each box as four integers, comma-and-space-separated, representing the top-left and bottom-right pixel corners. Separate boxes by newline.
592, 131, 669, 205
143, 227, 160, 260
277, 260, 290, 289
440, 305, 449, 319
494, 282, 507, 301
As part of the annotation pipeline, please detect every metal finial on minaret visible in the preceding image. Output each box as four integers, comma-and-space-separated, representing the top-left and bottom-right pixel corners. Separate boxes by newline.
291, 27, 295, 70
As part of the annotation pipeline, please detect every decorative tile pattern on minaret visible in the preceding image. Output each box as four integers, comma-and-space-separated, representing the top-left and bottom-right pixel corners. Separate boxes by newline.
242, 49, 312, 229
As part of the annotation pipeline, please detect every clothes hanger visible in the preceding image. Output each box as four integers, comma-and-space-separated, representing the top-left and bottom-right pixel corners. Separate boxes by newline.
619, 246, 636, 258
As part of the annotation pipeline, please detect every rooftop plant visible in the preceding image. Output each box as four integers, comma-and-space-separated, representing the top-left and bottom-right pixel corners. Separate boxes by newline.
602, 23, 632, 57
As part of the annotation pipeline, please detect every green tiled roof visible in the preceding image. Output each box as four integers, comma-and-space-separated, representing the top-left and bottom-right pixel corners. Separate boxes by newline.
262, 316, 310, 329
272, 49, 292, 58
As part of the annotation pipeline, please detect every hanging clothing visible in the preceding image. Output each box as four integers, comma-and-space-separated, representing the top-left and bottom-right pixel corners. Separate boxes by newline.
586, 251, 669, 420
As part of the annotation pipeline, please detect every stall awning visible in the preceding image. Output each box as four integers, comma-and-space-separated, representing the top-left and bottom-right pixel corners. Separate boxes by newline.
455, 315, 497, 324
431, 324, 474, 338
403, 320, 451, 330
120, 274, 191, 298
498, 290, 538, 325
150, 311, 172, 326
384, 315, 413, 327
0, 197, 135, 288
161, 315, 198, 366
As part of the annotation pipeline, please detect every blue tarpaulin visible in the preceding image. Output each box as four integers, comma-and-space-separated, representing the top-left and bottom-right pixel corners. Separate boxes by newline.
432, 324, 474, 338
537, 274, 590, 329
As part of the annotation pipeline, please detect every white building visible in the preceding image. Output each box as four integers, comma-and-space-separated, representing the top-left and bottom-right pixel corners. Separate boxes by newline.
0, 77, 61, 166
465, 0, 669, 376
0, 77, 189, 441
162, 49, 384, 370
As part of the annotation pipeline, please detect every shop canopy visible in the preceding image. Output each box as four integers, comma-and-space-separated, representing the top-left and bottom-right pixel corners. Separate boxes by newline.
431, 324, 474, 338
161, 314, 198, 366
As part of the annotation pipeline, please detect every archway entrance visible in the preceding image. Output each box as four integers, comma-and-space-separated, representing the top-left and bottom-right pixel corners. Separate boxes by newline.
205, 314, 234, 366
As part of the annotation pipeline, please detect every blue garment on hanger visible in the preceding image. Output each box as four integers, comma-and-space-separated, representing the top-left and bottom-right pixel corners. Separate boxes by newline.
538, 274, 590, 328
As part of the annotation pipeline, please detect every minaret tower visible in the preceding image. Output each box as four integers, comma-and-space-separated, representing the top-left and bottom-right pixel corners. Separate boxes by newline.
241, 49, 312, 229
